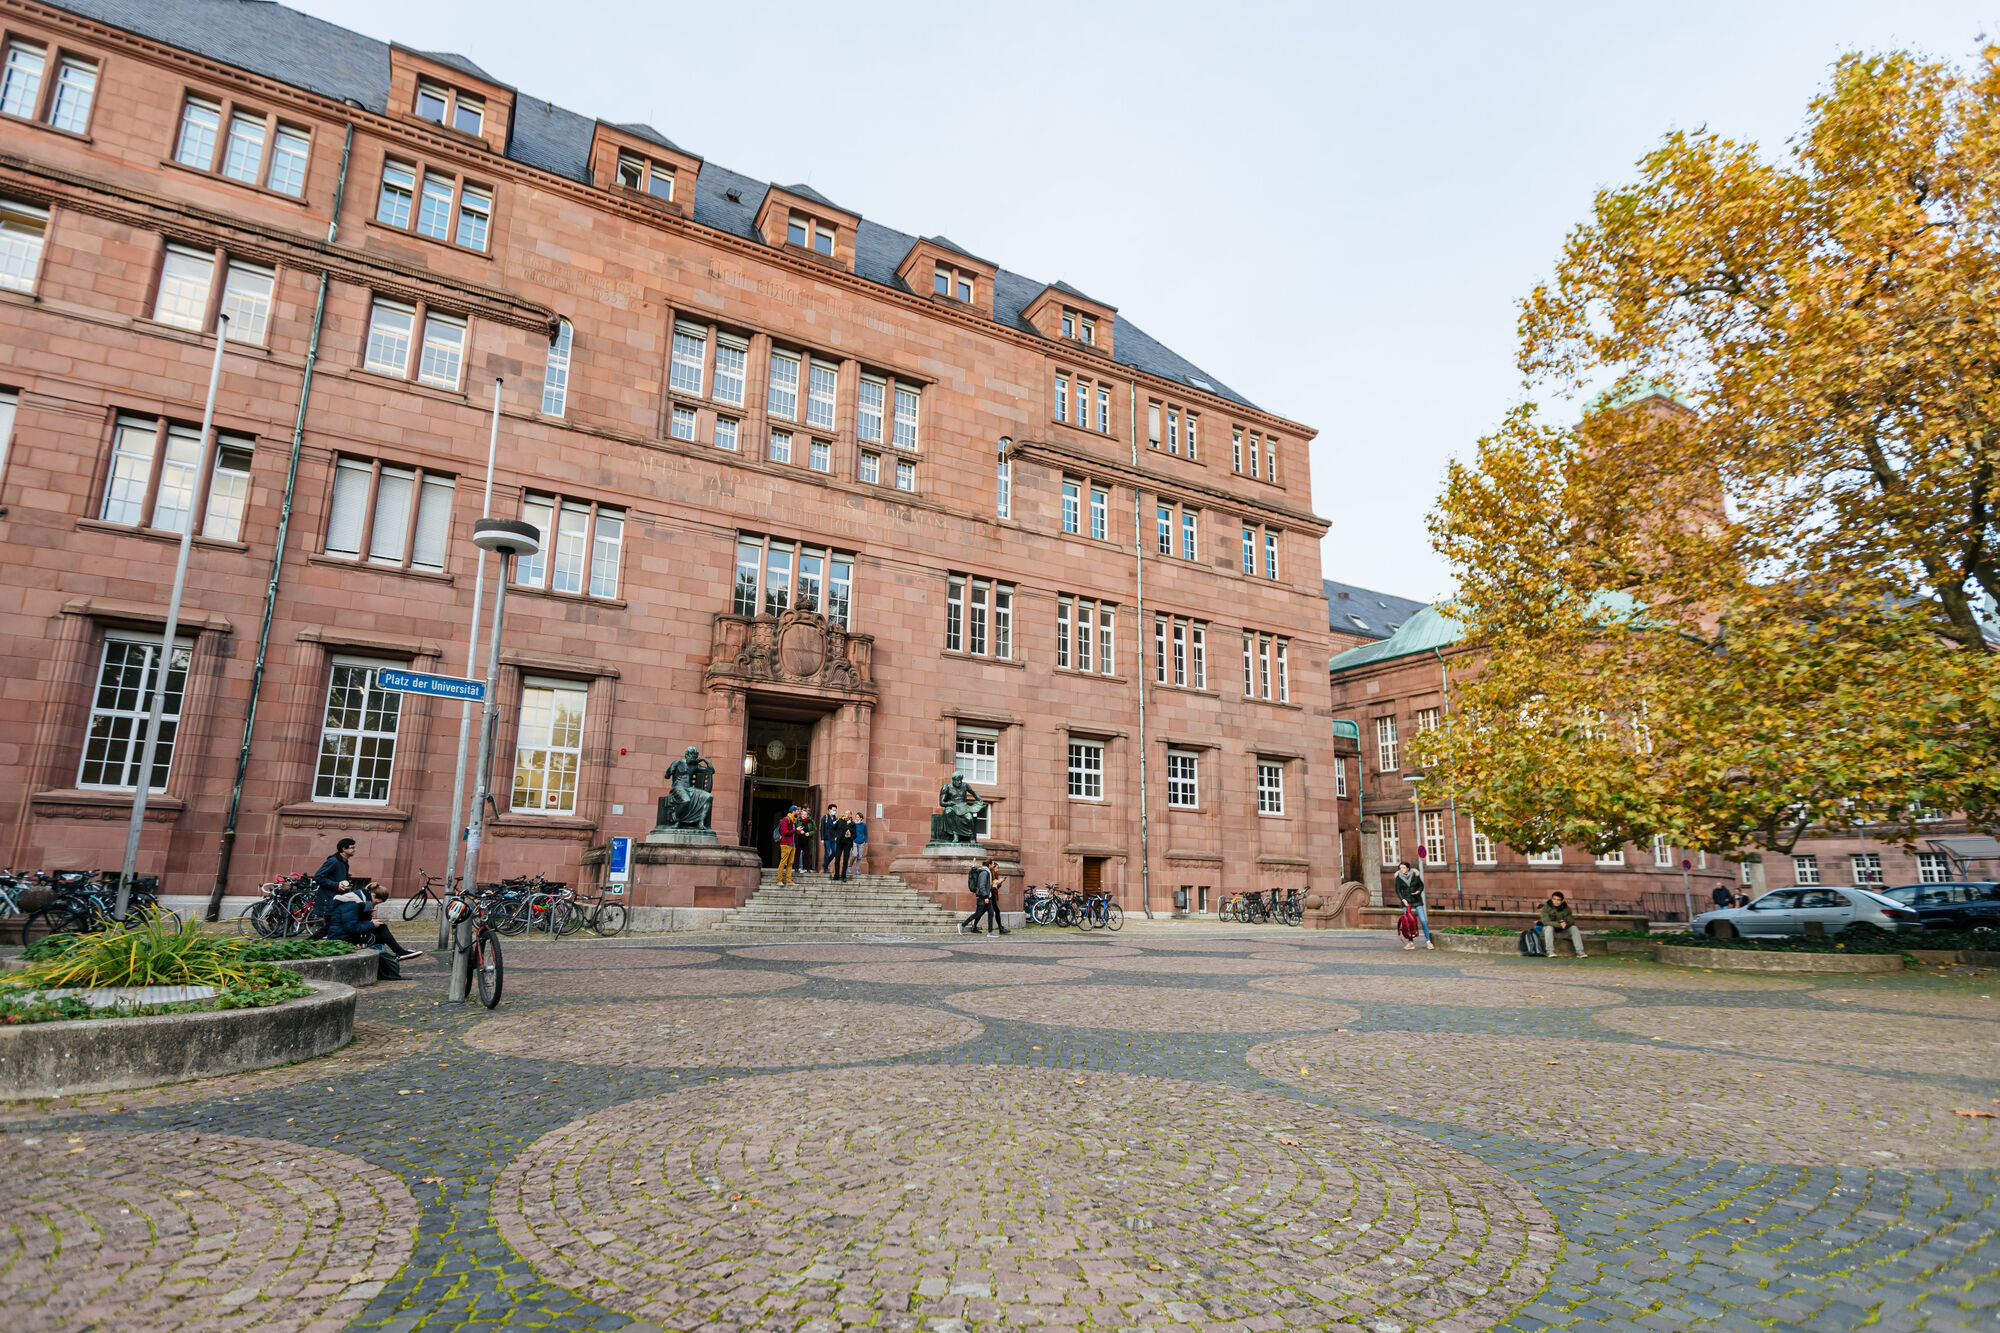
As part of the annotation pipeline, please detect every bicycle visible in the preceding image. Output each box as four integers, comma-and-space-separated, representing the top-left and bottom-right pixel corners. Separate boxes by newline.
445, 891, 504, 1008
572, 889, 628, 937
402, 869, 458, 921
1078, 891, 1123, 931
1023, 884, 1056, 926
26, 872, 180, 941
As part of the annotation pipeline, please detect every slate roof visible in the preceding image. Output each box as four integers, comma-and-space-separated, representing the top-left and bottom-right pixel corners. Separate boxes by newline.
48, 1, 1267, 409
1323, 579, 1429, 641
612, 122, 694, 158
1327, 605, 1465, 673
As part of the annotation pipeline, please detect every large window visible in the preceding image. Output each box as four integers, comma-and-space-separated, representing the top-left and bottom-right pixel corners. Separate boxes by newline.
954, 726, 999, 785
947, 575, 1012, 659
375, 158, 492, 252
153, 245, 214, 330
3, 42, 96, 134
731, 534, 854, 627
512, 679, 587, 815
0, 197, 46, 291
996, 457, 1011, 519
364, 298, 467, 390
78, 635, 190, 791
1653, 834, 1673, 867
1471, 818, 1496, 864
516, 495, 623, 599
714, 336, 747, 406
1596, 847, 1625, 866
1167, 750, 1198, 808
1916, 851, 1950, 884
767, 350, 799, 420
1421, 810, 1447, 863
1377, 814, 1399, 865
325, 457, 454, 571
1062, 479, 1080, 534
669, 321, 706, 396
1067, 740, 1104, 800
1153, 615, 1206, 688
807, 359, 837, 429
1375, 715, 1399, 771
1850, 852, 1883, 886
1264, 529, 1281, 580
100, 415, 255, 542
893, 386, 920, 450
1057, 596, 1115, 674
1243, 632, 1289, 701
858, 375, 884, 442
313, 660, 401, 803
1793, 854, 1820, 885
1090, 485, 1108, 540
1526, 847, 1563, 865
541, 321, 572, 416
1257, 761, 1285, 815
1055, 371, 1112, 434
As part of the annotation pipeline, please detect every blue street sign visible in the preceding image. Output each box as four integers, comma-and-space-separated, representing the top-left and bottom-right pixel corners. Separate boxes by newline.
376, 667, 485, 701
608, 836, 631, 887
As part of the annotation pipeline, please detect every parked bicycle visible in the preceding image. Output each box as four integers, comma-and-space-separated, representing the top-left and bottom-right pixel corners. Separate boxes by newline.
401, 869, 459, 921
443, 890, 504, 1008
20, 869, 179, 942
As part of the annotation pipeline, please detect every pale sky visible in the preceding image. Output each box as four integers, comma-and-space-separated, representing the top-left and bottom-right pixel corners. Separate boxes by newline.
291, 0, 1998, 602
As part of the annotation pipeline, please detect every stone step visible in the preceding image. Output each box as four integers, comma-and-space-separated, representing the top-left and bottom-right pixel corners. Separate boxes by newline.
723, 865, 962, 934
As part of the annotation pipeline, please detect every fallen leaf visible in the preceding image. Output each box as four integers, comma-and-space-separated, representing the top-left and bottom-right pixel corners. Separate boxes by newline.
68, 1147, 85, 1154
421, 1176, 445, 1184
729, 1193, 742, 1201
1331, 1216, 1352, 1223
1300, 1066, 1310, 1076
1073, 1078, 1087, 1086
1544, 1060, 1560, 1066
171, 1189, 196, 1198
1147, 1262, 1165, 1272
1277, 1137, 1300, 1146
1953, 1108, 1998, 1119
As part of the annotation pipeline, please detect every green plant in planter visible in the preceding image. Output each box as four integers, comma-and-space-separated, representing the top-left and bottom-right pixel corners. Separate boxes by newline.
239, 939, 356, 963
1, 915, 291, 992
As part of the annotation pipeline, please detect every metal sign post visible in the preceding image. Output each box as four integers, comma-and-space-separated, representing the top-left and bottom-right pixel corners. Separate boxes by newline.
1680, 858, 1694, 924
442, 378, 503, 947
606, 836, 631, 894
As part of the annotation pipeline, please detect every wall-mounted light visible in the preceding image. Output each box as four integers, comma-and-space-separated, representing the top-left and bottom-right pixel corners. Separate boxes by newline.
743, 752, 757, 776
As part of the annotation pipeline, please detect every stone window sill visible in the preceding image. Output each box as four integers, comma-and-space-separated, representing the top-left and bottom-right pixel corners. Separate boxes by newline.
32, 788, 185, 819
350, 367, 470, 404
76, 518, 250, 552
940, 649, 1025, 670
1053, 667, 1126, 683
362, 215, 494, 263
307, 552, 455, 585
159, 156, 313, 209
506, 582, 627, 610
278, 801, 411, 822
492, 811, 598, 833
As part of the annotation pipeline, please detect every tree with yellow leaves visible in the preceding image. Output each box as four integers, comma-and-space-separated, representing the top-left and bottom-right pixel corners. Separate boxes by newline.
1426, 48, 2000, 857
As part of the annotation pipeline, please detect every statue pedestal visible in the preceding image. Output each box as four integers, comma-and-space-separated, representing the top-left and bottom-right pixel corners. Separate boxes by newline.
890, 842, 1023, 917
585, 835, 760, 929
645, 826, 719, 847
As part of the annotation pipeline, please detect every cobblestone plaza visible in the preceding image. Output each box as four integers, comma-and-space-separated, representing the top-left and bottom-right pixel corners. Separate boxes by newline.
3, 930, 1997, 1332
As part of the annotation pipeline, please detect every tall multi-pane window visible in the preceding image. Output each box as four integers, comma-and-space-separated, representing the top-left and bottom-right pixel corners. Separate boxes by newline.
669, 322, 706, 395
895, 459, 916, 491
1654, 834, 1673, 867
767, 351, 799, 420
314, 660, 401, 802
153, 246, 215, 330
1471, 818, 1496, 864
1415, 706, 1441, 733
795, 548, 823, 614
947, 574, 1011, 658
1275, 638, 1288, 702
807, 360, 837, 429
1596, 847, 1625, 866
1167, 407, 1180, 453
1098, 604, 1114, 674
1334, 757, 1347, 799
1186, 414, 1199, 461
1793, 854, 1820, 885
1068, 740, 1104, 800
1075, 600, 1093, 671
100, 416, 255, 541
417, 313, 466, 389
77, 635, 190, 791
1421, 810, 1447, 863
267, 125, 310, 196
1850, 852, 1883, 886
517, 496, 622, 599
1061, 479, 1080, 534
858, 375, 884, 441
414, 173, 453, 241
364, 300, 415, 375
1153, 616, 1205, 687
1378, 814, 1400, 865
1167, 751, 1198, 808
512, 680, 586, 815
1090, 485, 1108, 540
1156, 504, 1172, 555
49, 56, 95, 133
1096, 385, 1110, 433
1527, 847, 1564, 865
1916, 851, 1950, 884
1242, 632, 1256, 696
1181, 509, 1197, 561
1232, 429, 1243, 473
731, 535, 854, 628
1073, 375, 1087, 426
955, 726, 998, 784
541, 321, 573, 416
455, 186, 492, 252
1056, 596, 1070, 669
859, 450, 879, 483
808, 440, 830, 472
176, 98, 221, 169
1257, 762, 1285, 815
1248, 433, 1260, 477
1241, 525, 1255, 575
1054, 372, 1069, 423
0, 41, 44, 120
893, 387, 920, 450
714, 418, 739, 451
767, 430, 792, 464
1058, 596, 1114, 674
1376, 715, 1399, 771
220, 262, 275, 343
968, 579, 989, 655
322, 458, 452, 572
0, 196, 48, 291
714, 336, 747, 405
377, 161, 415, 228
1148, 401, 1161, 448
996, 457, 1011, 519
0, 390, 16, 488
222, 113, 267, 184
1265, 436, 1279, 482
1264, 530, 1280, 580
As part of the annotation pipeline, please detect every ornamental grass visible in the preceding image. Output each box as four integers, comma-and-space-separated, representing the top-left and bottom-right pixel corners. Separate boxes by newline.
3, 914, 286, 992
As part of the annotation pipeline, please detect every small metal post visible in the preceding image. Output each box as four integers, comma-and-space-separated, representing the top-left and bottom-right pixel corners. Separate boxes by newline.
1680, 859, 1694, 924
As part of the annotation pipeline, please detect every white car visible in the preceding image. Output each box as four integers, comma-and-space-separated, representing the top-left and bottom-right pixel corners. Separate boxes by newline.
1691, 885, 1923, 940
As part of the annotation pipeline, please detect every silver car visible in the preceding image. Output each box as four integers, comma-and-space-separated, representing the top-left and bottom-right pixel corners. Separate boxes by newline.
1691, 885, 1923, 940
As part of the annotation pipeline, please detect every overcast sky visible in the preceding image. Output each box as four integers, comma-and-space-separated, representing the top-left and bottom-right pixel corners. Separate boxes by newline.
291, 0, 1996, 601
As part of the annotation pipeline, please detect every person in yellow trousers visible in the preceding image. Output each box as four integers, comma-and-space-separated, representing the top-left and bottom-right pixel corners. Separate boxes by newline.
777, 805, 800, 885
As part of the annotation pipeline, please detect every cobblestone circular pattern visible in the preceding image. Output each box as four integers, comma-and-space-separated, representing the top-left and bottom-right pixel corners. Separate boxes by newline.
1246, 1031, 2000, 1167
946, 940, 1141, 958
510, 947, 720, 971
1593, 1005, 2000, 1076
1127, 937, 1308, 955
1250, 973, 1629, 1008
1065, 953, 1316, 976
1811, 986, 2000, 1021
807, 961, 1091, 986
0, 1020, 438, 1123
510, 967, 808, 998
948, 983, 1363, 1033
493, 1066, 1555, 1332
1456, 961, 1814, 991
0, 1131, 417, 1331
465, 997, 983, 1068
726, 944, 954, 963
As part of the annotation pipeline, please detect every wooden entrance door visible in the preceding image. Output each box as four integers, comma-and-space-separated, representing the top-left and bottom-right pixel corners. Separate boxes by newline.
1082, 857, 1105, 894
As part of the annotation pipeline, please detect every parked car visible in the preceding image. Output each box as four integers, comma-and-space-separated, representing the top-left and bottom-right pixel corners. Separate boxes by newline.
1877, 881, 2000, 931
1691, 885, 1923, 940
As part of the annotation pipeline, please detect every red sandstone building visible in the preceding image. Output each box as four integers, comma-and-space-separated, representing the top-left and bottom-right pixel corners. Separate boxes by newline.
1328, 605, 1737, 920
0, 0, 1333, 919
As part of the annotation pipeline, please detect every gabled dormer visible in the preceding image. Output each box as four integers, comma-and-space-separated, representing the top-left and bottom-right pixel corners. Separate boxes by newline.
589, 122, 702, 217
897, 236, 996, 318
755, 184, 861, 273
1023, 281, 1116, 358
388, 46, 514, 155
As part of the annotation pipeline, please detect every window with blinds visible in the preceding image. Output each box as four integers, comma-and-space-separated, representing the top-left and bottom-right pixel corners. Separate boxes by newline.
324, 457, 453, 571
99, 414, 255, 541
515, 493, 624, 599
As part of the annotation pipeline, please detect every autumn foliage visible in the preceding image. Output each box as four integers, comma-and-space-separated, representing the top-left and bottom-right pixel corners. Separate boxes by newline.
1426, 48, 2000, 856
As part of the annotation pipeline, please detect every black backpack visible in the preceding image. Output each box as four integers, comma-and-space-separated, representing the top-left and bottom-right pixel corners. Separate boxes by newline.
1518, 926, 1546, 956
967, 866, 989, 898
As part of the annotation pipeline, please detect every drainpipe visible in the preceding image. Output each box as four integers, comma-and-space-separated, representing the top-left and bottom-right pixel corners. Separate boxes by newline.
1334, 718, 1363, 882
205, 123, 354, 921
1435, 646, 1464, 909
1130, 379, 1151, 918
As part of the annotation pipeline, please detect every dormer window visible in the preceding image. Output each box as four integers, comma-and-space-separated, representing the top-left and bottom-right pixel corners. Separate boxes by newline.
788, 214, 835, 256
1081, 316, 1096, 344
1059, 308, 1097, 344
414, 80, 483, 137
616, 151, 675, 201
932, 265, 975, 303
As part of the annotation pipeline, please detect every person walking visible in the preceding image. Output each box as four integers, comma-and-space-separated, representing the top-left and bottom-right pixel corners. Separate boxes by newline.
1539, 891, 1587, 959
850, 812, 868, 876
1393, 859, 1433, 950
832, 810, 856, 881
820, 806, 840, 878
776, 806, 799, 885
959, 856, 1007, 936
313, 837, 356, 916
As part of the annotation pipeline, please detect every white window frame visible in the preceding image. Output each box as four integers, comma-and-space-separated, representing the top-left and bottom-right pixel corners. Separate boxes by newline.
1062, 479, 1080, 534
1334, 757, 1347, 800
996, 456, 1011, 519
1375, 715, 1399, 771
1850, 852, 1883, 886
77, 633, 192, 792
0, 197, 47, 292
669, 322, 707, 396
511, 677, 588, 816
1470, 818, 1496, 864
220, 260, 275, 344
1596, 847, 1625, 866
1793, 854, 1820, 886
895, 459, 915, 492
807, 359, 838, 430
1653, 834, 1673, 868
860, 450, 880, 484
1421, 809, 1447, 864
1167, 750, 1198, 809
714, 336, 748, 406
312, 657, 402, 804
955, 725, 999, 786
1067, 739, 1105, 801
892, 386, 920, 450
1090, 485, 1108, 540
417, 312, 466, 389
1378, 814, 1400, 864
542, 321, 573, 416
1527, 847, 1563, 865
1257, 761, 1285, 816
1915, 852, 1949, 884
768, 351, 800, 421
153, 244, 215, 331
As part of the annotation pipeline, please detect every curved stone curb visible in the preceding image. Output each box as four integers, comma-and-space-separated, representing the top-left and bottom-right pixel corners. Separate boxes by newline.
0, 980, 355, 1100
1657, 943, 1903, 973
271, 947, 377, 987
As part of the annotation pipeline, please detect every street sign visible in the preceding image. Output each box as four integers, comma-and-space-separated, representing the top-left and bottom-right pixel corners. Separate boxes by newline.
377, 667, 485, 701
608, 836, 631, 887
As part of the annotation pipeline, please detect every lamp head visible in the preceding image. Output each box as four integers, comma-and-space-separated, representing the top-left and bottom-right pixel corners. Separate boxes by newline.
472, 516, 541, 558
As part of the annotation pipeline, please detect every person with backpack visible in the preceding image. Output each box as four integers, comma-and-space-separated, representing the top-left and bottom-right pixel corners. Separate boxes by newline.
1393, 859, 1432, 950
1539, 891, 1586, 958
958, 856, 1006, 936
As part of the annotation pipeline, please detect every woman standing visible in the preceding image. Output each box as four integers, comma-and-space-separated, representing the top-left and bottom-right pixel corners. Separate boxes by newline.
1394, 859, 1433, 950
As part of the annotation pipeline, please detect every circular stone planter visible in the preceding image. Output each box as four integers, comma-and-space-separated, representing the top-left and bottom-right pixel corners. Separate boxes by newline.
270, 948, 378, 987
1656, 943, 1904, 974
0, 980, 356, 1100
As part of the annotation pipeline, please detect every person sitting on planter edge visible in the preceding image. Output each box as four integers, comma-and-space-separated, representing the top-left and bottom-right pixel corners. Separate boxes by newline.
1538, 891, 1587, 959
329, 879, 421, 977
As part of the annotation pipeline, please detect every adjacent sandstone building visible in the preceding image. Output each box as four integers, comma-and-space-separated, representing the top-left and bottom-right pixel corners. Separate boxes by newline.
0, 0, 1332, 916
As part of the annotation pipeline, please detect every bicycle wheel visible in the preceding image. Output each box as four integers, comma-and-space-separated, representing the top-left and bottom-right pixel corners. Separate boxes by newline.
139, 904, 183, 932
1077, 902, 1096, 931
1104, 902, 1123, 931
24, 906, 76, 946
1030, 899, 1054, 926
474, 930, 503, 1008
402, 888, 432, 921
592, 901, 627, 937
494, 900, 529, 936
558, 900, 588, 937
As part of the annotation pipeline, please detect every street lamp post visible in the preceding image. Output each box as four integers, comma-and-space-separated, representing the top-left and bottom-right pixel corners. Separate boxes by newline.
449, 516, 541, 1003
1680, 858, 1694, 924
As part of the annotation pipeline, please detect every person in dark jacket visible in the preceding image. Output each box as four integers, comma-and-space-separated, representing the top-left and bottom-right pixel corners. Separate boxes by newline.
958, 857, 1006, 936
1538, 891, 1586, 959
833, 813, 857, 881
850, 814, 869, 875
329, 883, 421, 967
313, 838, 356, 915
796, 807, 817, 874
1393, 860, 1432, 950
820, 806, 840, 878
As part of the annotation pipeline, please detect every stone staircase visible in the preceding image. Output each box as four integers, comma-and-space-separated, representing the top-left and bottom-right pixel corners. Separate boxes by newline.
720, 870, 963, 934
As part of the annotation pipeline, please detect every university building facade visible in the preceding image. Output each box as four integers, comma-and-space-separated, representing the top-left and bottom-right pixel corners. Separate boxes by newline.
0, 0, 1333, 915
